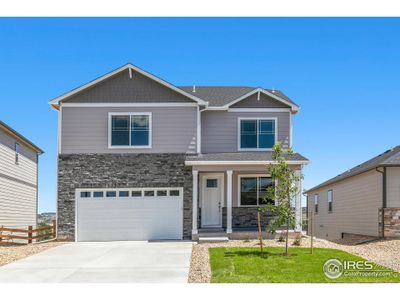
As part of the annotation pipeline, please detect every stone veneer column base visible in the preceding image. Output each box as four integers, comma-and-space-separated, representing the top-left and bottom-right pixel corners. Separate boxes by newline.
57, 153, 193, 241
379, 208, 400, 239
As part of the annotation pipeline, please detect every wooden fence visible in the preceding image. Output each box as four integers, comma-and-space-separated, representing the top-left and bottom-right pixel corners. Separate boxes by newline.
0, 220, 56, 245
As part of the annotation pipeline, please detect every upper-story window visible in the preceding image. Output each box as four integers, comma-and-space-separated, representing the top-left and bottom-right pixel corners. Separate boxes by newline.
238, 118, 276, 150
314, 194, 319, 214
109, 113, 152, 148
15, 143, 20, 164
328, 190, 333, 213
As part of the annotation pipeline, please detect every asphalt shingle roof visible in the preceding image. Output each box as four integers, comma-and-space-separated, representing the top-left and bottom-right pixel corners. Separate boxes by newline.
0, 120, 44, 154
306, 146, 400, 193
178, 86, 297, 107
186, 152, 309, 162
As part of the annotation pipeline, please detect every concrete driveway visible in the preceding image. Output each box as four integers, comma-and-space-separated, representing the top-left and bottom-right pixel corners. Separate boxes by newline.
0, 241, 193, 283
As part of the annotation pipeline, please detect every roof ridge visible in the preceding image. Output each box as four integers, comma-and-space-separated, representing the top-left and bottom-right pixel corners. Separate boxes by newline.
306, 145, 400, 193
0, 120, 44, 154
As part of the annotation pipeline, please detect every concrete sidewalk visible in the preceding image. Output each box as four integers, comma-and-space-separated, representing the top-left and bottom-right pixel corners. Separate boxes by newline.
0, 241, 193, 283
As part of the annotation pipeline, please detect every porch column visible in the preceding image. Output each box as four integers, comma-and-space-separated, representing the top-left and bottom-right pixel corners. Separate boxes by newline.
226, 170, 233, 234
295, 168, 302, 232
192, 170, 199, 235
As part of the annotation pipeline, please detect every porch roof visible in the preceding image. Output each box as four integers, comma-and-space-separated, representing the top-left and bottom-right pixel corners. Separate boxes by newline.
185, 152, 309, 166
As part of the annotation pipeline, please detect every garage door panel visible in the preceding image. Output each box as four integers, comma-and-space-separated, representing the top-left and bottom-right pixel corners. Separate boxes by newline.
76, 189, 183, 241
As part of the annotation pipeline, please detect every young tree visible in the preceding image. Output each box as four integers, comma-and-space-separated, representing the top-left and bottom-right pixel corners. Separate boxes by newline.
260, 141, 303, 256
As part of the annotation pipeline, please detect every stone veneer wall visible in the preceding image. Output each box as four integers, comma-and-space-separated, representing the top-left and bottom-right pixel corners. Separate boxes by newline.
57, 153, 193, 240
222, 207, 275, 229
197, 207, 274, 230
379, 208, 400, 238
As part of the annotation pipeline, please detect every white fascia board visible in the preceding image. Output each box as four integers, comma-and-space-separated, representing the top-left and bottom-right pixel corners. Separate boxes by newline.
221, 88, 300, 112
61, 102, 198, 107
48, 63, 208, 107
185, 160, 310, 166
204, 106, 228, 111
228, 108, 291, 113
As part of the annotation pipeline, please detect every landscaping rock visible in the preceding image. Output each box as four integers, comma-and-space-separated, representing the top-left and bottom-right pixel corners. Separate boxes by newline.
188, 237, 400, 283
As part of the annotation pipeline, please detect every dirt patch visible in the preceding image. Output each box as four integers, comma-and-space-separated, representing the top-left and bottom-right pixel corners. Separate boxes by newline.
0, 241, 67, 267
188, 237, 400, 283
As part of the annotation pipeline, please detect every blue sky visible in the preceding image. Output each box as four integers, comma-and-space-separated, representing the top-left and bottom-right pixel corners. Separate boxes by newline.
1, 18, 399, 212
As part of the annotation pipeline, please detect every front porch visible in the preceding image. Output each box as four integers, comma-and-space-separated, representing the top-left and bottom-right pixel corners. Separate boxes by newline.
185, 152, 309, 240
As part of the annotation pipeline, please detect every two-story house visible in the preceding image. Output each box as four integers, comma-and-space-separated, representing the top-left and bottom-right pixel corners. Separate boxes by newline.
0, 121, 43, 231
49, 63, 308, 242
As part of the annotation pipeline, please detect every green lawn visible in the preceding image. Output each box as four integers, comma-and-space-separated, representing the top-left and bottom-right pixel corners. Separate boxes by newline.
209, 247, 400, 283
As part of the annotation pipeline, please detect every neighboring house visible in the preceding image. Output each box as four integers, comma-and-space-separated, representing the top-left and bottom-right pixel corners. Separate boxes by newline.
0, 121, 43, 230
49, 63, 309, 242
305, 146, 400, 240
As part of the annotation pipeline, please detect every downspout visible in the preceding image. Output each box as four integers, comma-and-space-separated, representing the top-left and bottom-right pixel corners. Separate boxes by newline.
36, 153, 39, 229
376, 167, 387, 238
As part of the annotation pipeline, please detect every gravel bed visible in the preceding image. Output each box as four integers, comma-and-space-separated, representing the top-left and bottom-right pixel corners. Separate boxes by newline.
0, 241, 67, 267
188, 237, 400, 283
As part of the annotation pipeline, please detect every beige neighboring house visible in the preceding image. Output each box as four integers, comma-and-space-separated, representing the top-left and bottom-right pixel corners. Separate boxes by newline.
305, 146, 400, 240
0, 120, 43, 230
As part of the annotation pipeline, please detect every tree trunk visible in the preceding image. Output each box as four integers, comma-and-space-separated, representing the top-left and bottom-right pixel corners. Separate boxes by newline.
285, 189, 290, 255
257, 210, 263, 256
285, 214, 289, 255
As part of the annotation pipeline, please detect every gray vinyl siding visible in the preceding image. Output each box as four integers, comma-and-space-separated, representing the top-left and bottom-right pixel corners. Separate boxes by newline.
386, 167, 400, 208
201, 111, 291, 153
0, 177, 37, 229
230, 93, 290, 108
0, 129, 37, 163
0, 128, 38, 229
63, 69, 195, 103
307, 169, 382, 239
61, 106, 198, 154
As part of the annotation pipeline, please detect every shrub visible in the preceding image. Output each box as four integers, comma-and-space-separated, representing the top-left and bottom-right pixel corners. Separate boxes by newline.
243, 234, 250, 243
292, 234, 302, 246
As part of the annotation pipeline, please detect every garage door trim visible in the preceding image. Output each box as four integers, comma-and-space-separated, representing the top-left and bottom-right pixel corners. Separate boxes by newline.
75, 187, 184, 242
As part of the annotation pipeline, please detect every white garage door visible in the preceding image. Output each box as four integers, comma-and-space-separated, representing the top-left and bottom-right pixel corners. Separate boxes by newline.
76, 188, 183, 242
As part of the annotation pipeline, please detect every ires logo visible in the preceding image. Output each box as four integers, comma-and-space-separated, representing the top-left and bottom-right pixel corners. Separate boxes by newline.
343, 260, 374, 270
323, 259, 394, 279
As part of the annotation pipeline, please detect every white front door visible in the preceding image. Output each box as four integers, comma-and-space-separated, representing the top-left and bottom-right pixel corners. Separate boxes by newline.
201, 174, 223, 227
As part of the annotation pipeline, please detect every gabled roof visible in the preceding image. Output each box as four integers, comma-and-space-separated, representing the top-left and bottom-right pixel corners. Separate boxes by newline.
185, 152, 309, 165
0, 120, 44, 154
49, 63, 208, 110
179, 86, 255, 106
306, 146, 400, 193
49, 63, 300, 112
179, 86, 299, 111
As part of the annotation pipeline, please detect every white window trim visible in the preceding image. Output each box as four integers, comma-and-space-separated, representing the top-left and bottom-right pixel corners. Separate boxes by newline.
15, 142, 20, 164
108, 112, 152, 149
238, 174, 275, 207
314, 194, 319, 214
237, 117, 278, 151
328, 190, 333, 212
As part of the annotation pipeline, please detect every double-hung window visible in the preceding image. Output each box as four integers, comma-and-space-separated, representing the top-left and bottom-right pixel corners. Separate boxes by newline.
15, 143, 20, 164
109, 113, 151, 148
314, 194, 319, 214
239, 118, 276, 150
328, 190, 333, 213
239, 175, 275, 206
